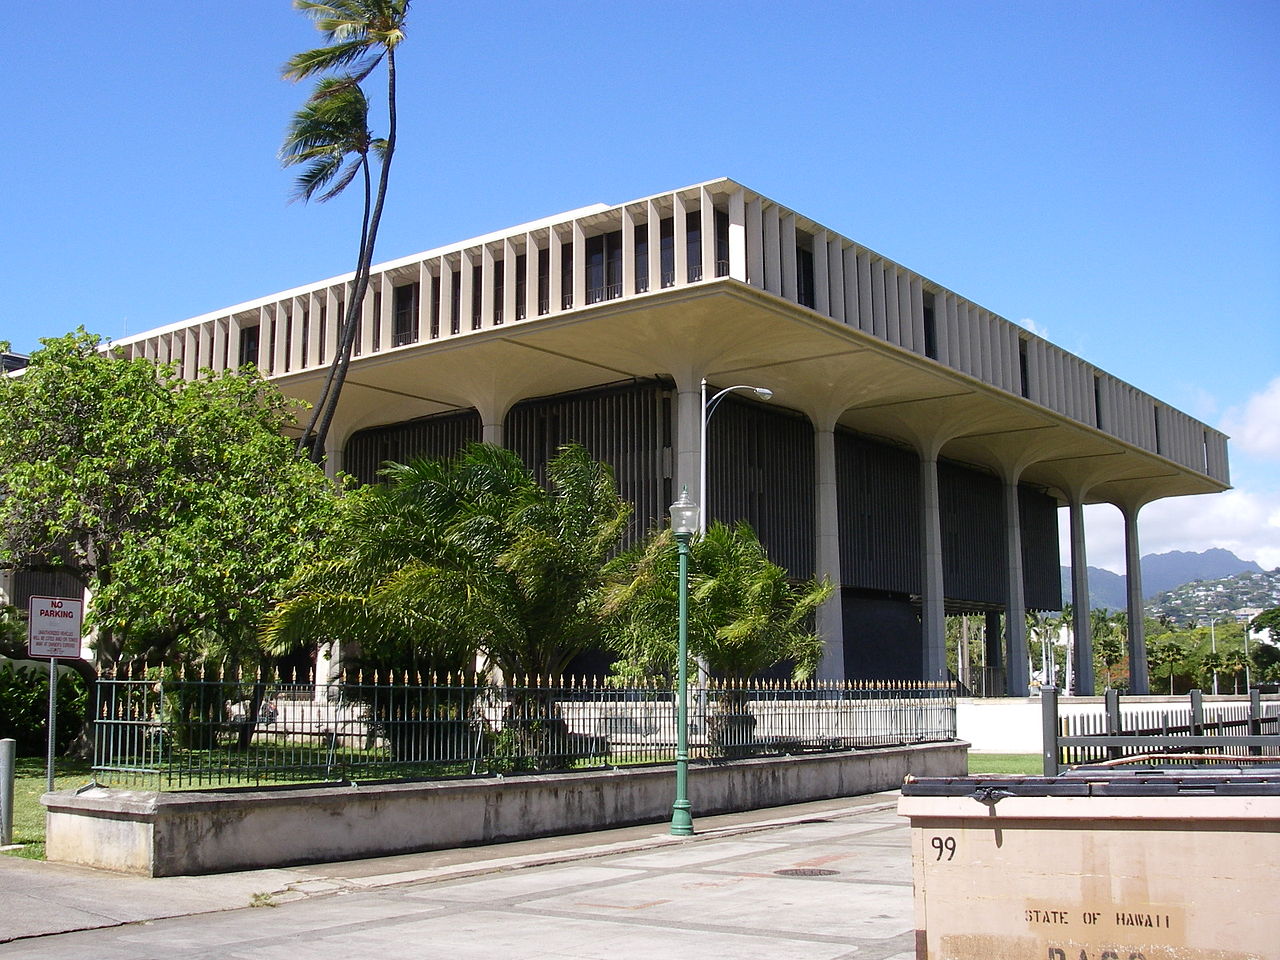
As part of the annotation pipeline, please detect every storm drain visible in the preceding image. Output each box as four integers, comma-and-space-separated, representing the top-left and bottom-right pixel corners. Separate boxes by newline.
774, 868, 839, 878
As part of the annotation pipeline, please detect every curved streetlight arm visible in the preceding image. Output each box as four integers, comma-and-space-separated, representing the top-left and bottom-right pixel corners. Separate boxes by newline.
698, 379, 772, 536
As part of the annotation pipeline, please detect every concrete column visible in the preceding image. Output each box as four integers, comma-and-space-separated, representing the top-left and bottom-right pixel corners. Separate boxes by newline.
1068, 498, 1095, 695
524, 233, 539, 318
1122, 502, 1151, 694
780, 212, 797, 302
746, 195, 764, 288
419, 261, 433, 336
646, 201, 661, 291
920, 451, 946, 681
855, 251, 872, 333
481, 244, 496, 329
378, 274, 393, 348
621, 206, 636, 296
481, 419, 503, 447
359, 284, 375, 353
870, 260, 887, 340
728, 188, 747, 282
258, 306, 272, 372
828, 240, 845, 323
699, 185, 715, 280
673, 192, 689, 286
812, 230, 829, 315
323, 432, 344, 482
762, 204, 781, 294
212, 318, 227, 372
501, 239, 517, 325
459, 251, 475, 330
572, 220, 586, 308
673, 375, 702, 506
1003, 478, 1029, 696
438, 257, 455, 334
548, 228, 563, 314
814, 422, 845, 680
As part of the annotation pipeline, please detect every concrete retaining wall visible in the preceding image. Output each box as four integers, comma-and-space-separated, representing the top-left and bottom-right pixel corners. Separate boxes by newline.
44, 741, 966, 876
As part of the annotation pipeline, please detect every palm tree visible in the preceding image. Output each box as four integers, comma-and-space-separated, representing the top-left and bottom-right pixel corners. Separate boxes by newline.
264, 442, 630, 679
602, 521, 832, 683
283, 0, 411, 462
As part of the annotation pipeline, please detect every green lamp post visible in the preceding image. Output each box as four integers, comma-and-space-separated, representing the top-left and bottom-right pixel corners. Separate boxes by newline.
669, 487, 699, 837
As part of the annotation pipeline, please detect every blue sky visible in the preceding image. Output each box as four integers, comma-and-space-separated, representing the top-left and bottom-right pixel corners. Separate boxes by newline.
5, 1, 1278, 573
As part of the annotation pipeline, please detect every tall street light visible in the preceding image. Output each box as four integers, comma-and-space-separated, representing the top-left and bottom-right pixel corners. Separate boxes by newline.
669, 487, 699, 837
699, 379, 772, 535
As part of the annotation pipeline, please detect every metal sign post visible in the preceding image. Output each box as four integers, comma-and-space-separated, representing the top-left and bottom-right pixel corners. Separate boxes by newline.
27, 596, 84, 794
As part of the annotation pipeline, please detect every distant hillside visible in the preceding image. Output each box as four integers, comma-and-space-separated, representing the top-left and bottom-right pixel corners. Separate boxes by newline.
1149, 568, 1280, 623
1059, 548, 1264, 611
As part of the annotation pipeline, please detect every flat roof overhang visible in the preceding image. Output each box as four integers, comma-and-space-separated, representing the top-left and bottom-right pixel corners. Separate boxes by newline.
269, 278, 1228, 507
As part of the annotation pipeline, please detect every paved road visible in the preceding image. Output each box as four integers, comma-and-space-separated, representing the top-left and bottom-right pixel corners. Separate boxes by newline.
1, 795, 916, 959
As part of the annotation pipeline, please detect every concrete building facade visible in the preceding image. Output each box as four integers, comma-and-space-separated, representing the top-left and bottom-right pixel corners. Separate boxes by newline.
105, 178, 1229, 694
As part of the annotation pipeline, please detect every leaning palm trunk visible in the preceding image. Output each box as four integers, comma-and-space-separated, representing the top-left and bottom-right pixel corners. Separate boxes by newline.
306, 49, 398, 463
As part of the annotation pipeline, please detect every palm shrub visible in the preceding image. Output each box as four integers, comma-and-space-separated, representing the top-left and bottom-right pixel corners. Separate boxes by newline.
601, 521, 832, 756
264, 442, 630, 768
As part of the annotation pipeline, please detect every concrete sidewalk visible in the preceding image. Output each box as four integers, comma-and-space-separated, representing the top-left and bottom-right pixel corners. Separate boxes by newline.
0, 792, 915, 957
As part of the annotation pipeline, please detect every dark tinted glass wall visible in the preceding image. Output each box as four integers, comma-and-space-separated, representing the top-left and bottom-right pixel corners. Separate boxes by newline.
836, 430, 921, 594
506, 380, 669, 547
344, 409, 482, 485
706, 396, 815, 578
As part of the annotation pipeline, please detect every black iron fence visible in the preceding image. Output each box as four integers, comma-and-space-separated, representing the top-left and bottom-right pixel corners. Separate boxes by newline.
1042, 686, 1280, 775
91, 667, 956, 790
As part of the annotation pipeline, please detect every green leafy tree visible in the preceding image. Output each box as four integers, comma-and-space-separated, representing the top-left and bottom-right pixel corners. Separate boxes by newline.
1250, 607, 1280, 645
600, 521, 832, 683
0, 331, 337, 673
283, 0, 411, 461
1147, 637, 1185, 695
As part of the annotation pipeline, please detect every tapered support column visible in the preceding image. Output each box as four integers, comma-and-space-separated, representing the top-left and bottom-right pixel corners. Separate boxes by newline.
814, 424, 845, 680
1122, 503, 1150, 694
920, 453, 946, 681
481, 421, 503, 446
673, 377, 702, 507
1068, 499, 1095, 695
1003, 479, 1029, 696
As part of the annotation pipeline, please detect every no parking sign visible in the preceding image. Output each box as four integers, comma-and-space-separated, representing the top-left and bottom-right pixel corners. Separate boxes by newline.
27, 596, 83, 658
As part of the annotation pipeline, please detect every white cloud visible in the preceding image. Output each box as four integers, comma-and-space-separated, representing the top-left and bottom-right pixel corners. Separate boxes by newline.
1222, 377, 1280, 461
1018, 317, 1048, 339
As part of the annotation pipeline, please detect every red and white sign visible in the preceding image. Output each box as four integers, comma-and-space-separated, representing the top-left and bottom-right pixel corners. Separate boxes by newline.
27, 596, 84, 659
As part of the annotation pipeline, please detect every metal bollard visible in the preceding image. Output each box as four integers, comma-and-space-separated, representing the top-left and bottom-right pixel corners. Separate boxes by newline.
0, 738, 15, 845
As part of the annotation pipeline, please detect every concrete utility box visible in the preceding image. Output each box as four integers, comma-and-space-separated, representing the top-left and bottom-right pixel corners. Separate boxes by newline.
898, 771, 1280, 960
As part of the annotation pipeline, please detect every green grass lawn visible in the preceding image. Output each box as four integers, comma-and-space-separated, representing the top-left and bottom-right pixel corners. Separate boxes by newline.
967, 753, 1042, 775
4, 756, 95, 860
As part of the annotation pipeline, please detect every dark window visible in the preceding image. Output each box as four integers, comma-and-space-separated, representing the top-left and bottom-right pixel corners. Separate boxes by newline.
394, 283, 418, 346
493, 261, 504, 325
714, 209, 729, 277
796, 232, 815, 309
1153, 405, 1162, 453
268, 318, 278, 366
318, 304, 326, 364
586, 230, 623, 304
372, 293, 381, 351
284, 310, 293, 371
561, 242, 574, 309
1093, 375, 1103, 428
922, 292, 937, 359
1019, 339, 1030, 398
429, 277, 441, 338
634, 224, 649, 293
450, 272, 460, 335
471, 264, 483, 329
686, 211, 702, 281
660, 218, 674, 287
238, 324, 260, 368
537, 248, 550, 315
515, 254, 527, 320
